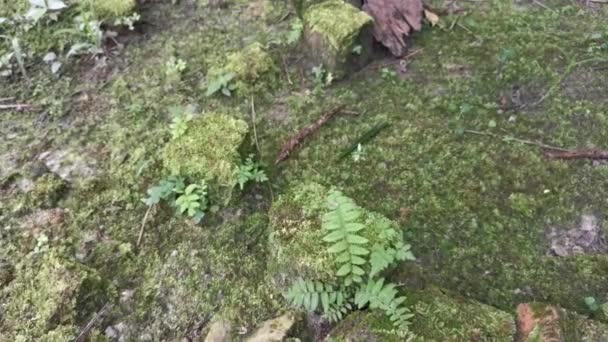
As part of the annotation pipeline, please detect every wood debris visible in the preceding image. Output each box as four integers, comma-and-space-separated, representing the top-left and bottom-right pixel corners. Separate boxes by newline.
362, 0, 423, 57
276, 105, 346, 164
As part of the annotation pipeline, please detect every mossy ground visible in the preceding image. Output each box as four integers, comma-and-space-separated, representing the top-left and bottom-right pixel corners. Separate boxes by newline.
1, 0, 608, 339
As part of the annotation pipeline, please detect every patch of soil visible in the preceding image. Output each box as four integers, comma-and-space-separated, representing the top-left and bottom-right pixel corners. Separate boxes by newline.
546, 214, 608, 257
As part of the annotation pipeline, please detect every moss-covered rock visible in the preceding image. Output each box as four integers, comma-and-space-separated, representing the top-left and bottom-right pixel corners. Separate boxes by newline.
293, 0, 362, 16
0, 252, 109, 341
206, 42, 279, 96
82, 0, 137, 19
517, 303, 608, 341
162, 113, 248, 205
328, 287, 515, 341
26, 173, 68, 209
303, 0, 373, 79
267, 182, 410, 291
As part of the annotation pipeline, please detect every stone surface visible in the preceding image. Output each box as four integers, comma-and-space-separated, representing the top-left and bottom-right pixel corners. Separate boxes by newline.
204, 319, 232, 342
516, 303, 608, 341
328, 287, 515, 341
303, 0, 373, 79
547, 214, 607, 257
245, 313, 297, 342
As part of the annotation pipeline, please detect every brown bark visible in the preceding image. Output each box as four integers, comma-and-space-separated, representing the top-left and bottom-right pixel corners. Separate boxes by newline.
362, 0, 423, 57
544, 149, 608, 160
275, 105, 346, 164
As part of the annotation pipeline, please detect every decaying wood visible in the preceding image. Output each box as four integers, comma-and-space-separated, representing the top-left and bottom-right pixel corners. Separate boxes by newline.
362, 0, 423, 57
275, 105, 346, 164
0, 103, 33, 111
544, 149, 608, 160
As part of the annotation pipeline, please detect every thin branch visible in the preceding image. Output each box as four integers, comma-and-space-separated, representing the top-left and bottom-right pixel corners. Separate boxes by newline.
137, 205, 153, 247
74, 302, 110, 342
0, 104, 33, 111
463, 129, 570, 152
250, 96, 262, 156
0, 97, 15, 102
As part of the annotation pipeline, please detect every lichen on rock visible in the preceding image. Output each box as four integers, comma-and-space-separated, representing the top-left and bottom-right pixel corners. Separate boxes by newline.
302, 0, 373, 79
162, 113, 249, 204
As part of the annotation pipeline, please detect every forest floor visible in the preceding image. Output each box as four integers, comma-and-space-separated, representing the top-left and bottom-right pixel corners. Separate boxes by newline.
1, 0, 608, 340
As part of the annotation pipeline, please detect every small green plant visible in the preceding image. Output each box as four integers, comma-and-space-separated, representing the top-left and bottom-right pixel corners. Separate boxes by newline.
285, 190, 415, 332
175, 183, 207, 222
25, 0, 67, 23
165, 56, 187, 82
351, 44, 362, 55
168, 106, 194, 139
286, 19, 303, 45
236, 155, 268, 190
206, 72, 236, 97
351, 143, 365, 162
585, 296, 608, 317
380, 67, 397, 79
143, 176, 208, 223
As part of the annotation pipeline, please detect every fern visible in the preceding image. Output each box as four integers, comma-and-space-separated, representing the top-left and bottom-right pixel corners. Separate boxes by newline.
285, 279, 351, 321
354, 278, 413, 330
322, 190, 369, 286
369, 242, 415, 278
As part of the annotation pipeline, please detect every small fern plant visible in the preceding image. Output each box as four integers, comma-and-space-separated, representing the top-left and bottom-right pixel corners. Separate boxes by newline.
143, 176, 208, 223
285, 189, 415, 331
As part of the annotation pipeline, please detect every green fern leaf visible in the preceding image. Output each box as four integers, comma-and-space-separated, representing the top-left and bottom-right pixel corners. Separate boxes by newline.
323, 190, 370, 285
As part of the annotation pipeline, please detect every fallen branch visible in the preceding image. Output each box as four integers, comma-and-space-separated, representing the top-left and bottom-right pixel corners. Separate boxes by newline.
250, 96, 262, 156
0, 103, 33, 111
339, 122, 390, 159
276, 104, 346, 164
543, 149, 608, 160
137, 205, 153, 248
75, 302, 111, 342
463, 130, 570, 152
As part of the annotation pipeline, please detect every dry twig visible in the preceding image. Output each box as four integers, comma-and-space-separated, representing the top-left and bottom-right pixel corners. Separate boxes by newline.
276, 104, 346, 164
75, 302, 111, 342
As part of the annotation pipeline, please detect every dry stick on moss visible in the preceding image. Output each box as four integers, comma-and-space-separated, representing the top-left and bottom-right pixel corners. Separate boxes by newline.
528, 57, 608, 108
463, 129, 570, 152
275, 104, 346, 164
0, 103, 33, 111
251, 96, 274, 201
137, 205, 154, 248
75, 302, 111, 342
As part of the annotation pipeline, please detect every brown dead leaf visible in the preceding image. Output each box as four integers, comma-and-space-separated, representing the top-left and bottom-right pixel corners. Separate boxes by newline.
362, 0, 424, 57
424, 9, 439, 26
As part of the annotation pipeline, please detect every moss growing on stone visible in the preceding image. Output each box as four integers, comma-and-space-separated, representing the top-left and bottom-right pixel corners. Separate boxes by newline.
162, 113, 248, 204
267, 182, 410, 291
27, 173, 68, 209
302, 0, 372, 78
1, 252, 108, 341
206, 42, 279, 96
328, 287, 515, 341
83, 0, 137, 19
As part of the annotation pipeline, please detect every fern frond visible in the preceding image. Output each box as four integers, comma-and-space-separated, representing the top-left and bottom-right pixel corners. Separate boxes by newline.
286, 279, 345, 313
369, 242, 415, 278
323, 190, 369, 286
354, 278, 413, 329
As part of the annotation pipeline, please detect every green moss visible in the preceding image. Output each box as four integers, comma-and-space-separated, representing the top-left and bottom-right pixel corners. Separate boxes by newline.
82, 0, 137, 19
1, 252, 109, 340
303, 1, 370, 52
27, 173, 68, 209
267, 182, 410, 290
329, 287, 514, 341
162, 113, 248, 204
206, 42, 279, 96
302, 0, 372, 78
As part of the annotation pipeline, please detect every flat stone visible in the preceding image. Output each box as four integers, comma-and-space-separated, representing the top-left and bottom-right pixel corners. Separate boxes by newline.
245, 313, 297, 342
204, 319, 232, 342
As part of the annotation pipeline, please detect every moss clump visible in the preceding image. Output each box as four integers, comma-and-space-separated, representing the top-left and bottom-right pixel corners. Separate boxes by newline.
162, 113, 248, 204
82, 0, 137, 19
206, 42, 279, 96
1, 252, 109, 341
328, 287, 515, 341
27, 173, 68, 209
267, 182, 409, 291
302, 0, 372, 78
